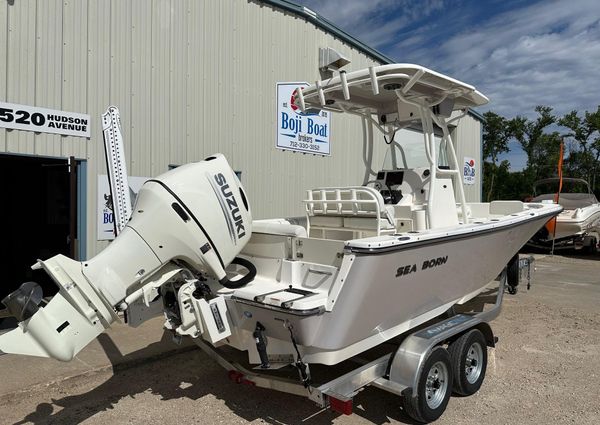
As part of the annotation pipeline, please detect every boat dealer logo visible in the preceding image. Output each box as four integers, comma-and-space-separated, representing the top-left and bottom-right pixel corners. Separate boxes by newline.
208, 173, 246, 244
396, 256, 448, 277
290, 88, 301, 112
463, 157, 476, 185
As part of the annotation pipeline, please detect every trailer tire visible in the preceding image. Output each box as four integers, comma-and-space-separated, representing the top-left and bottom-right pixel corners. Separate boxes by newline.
402, 346, 452, 423
583, 237, 597, 255
448, 329, 487, 396
507, 254, 519, 294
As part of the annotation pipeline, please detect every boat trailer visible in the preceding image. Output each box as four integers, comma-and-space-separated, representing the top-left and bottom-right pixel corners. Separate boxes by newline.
190, 271, 510, 423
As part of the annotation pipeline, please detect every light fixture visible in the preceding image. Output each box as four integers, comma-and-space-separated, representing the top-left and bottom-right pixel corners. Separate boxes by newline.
319, 47, 351, 73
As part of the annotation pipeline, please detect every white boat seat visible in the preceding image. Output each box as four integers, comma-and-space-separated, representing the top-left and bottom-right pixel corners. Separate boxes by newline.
252, 220, 308, 238
309, 215, 344, 228
490, 201, 524, 215
304, 186, 395, 236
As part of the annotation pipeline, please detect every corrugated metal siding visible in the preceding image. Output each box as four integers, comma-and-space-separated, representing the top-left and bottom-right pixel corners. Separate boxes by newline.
34, 0, 63, 157
0, 0, 478, 259
0, 3, 7, 151
6, 0, 36, 154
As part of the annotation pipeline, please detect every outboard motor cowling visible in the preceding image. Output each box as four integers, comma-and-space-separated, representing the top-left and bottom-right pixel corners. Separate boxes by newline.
0, 154, 252, 361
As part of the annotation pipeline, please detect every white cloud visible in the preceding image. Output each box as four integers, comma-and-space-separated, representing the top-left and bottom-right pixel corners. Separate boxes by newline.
426, 0, 600, 118
300, 0, 447, 48
297, 0, 600, 120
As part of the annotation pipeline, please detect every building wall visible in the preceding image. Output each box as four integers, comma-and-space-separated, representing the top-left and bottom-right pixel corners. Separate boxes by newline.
0, 0, 481, 259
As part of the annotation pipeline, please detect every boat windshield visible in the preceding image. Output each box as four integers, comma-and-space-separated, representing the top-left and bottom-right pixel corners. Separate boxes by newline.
382, 129, 448, 170
535, 179, 589, 195
532, 179, 598, 208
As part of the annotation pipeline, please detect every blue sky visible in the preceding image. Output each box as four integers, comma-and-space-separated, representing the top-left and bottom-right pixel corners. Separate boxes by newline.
294, 0, 600, 170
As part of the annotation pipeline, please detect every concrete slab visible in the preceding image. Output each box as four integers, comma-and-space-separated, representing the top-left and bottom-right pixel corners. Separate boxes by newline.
0, 316, 194, 397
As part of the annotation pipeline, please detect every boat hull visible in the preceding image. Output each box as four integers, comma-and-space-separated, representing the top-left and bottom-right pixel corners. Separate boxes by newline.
529, 207, 600, 248
227, 212, 554, 365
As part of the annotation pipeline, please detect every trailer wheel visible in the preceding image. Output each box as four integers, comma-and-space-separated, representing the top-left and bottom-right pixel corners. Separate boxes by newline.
402, 346, 452, 423
507, 254, 519, 294
448, 329, 487, 396
582, 237, 598, 255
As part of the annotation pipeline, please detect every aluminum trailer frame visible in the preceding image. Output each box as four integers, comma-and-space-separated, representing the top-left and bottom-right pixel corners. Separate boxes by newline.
191, 270, 507, 417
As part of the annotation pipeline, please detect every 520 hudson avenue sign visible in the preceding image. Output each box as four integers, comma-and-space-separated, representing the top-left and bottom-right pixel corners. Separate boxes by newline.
0, 101, 91, 138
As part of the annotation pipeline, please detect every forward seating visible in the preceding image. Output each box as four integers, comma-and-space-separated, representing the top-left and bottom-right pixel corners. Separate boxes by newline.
304, 186, 396, 239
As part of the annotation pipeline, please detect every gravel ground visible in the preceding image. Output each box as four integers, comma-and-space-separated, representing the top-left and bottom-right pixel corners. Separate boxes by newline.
1, 253, 599, 425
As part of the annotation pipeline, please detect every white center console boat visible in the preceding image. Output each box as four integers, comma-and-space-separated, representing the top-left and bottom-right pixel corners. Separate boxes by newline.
0, 64, 562, 423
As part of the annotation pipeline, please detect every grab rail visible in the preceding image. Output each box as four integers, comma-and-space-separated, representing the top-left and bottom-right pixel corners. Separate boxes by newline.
304, 186, 395, 236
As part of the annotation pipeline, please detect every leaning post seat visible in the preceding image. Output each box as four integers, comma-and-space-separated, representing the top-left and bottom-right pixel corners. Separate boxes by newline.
304, 186, 396, 238
252, 219, 308, 238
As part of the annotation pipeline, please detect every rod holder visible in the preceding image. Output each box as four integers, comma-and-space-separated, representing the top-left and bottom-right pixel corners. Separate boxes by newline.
339, 71, 350, 100
368, 67, 379, 95
297, 87, 306, 112
316, 80, 326, 106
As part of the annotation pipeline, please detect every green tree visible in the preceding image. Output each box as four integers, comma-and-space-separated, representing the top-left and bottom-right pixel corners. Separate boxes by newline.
559, 106, 600, 190
511, 105, 556, 180
532, 131, 563, 180
482, 111, 512, 201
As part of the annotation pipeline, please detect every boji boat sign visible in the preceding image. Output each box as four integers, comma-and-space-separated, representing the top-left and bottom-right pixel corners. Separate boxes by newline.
463, 156, 476, 185
0, 101, 91, 138
276, 82, 331, 156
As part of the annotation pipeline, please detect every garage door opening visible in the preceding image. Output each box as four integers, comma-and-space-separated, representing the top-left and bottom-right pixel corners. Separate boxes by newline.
0, 154, 82, 309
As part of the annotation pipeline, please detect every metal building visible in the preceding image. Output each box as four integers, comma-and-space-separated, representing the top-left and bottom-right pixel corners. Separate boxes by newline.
0, 0, 483, 293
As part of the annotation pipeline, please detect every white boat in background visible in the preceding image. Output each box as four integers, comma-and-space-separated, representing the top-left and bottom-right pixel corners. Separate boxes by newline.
0, 64, 562, 422
528, 177, 600, 253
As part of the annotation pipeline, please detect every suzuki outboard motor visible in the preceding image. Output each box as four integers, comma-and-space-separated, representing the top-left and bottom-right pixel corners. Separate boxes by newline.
0, 154, 252, 361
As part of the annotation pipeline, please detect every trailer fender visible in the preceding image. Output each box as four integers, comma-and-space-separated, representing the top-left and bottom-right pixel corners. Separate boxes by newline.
473, 322, 496, 348
388, 315, 495, 395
